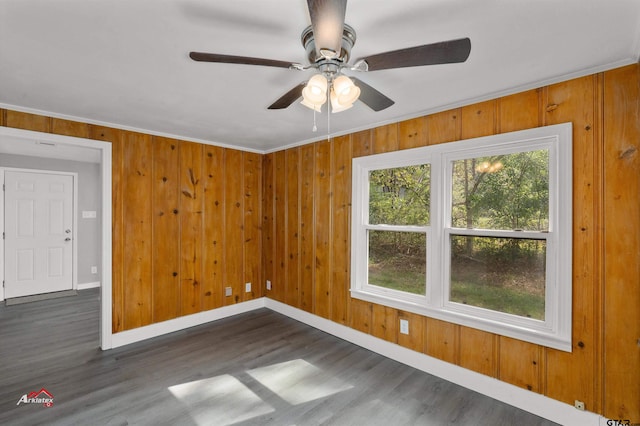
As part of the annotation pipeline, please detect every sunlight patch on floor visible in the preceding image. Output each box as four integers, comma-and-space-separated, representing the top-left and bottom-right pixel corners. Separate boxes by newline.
247, 359, 353, 405
168, 374, 274, 425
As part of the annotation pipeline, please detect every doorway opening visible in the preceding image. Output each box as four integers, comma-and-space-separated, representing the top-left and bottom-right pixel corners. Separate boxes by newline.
0, 126, 112, 349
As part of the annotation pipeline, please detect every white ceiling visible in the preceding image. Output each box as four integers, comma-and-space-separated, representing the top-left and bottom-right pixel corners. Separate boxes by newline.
1, 0, 639, 153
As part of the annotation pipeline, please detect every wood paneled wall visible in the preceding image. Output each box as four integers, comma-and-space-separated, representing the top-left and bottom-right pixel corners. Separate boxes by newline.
0, 112, 263, 332
262, 64, 640, 420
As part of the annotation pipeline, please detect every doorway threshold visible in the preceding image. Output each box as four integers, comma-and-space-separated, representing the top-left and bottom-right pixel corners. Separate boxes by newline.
5, 289, 77, 306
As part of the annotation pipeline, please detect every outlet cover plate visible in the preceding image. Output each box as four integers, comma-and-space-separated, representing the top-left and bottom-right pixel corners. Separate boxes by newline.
400, 319, 409, 335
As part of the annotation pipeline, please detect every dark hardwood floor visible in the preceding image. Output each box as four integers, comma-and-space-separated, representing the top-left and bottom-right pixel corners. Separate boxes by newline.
0, 289, 558, 425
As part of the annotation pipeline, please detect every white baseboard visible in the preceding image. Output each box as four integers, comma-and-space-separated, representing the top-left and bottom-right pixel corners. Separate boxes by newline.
78, 281, 101, 290
110, 298, 266, 349
265, 298, 606, 426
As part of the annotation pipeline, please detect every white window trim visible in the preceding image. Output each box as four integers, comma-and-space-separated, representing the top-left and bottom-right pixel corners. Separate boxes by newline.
351, 123, 573, 352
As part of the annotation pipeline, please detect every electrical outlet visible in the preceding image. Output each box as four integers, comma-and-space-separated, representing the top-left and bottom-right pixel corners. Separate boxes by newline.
266, 280, 272, 290
91, 266, 98, 274
245, 282, 251, 293
225, 287, 232, 297
574, 400, 585, 411
400, 319, 409, 335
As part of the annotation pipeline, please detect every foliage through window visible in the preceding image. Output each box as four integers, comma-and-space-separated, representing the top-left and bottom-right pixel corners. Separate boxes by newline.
351, 124, 572, 351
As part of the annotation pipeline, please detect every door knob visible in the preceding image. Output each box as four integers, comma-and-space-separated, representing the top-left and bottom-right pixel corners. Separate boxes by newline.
65, 237, 71, 242
65, 229, 71, 234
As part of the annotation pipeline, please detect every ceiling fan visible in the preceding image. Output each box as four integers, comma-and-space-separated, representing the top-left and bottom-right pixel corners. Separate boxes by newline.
189, 0, 471, 113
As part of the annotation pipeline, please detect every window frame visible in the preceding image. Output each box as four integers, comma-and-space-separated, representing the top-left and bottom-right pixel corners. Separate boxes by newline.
351, 123, 573, 351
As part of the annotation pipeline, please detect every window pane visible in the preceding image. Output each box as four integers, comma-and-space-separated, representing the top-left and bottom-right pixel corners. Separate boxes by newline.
369, 164, 430, 226
450, 235, 546, 320
451, 150, 549, 231
368, 230, 426, 295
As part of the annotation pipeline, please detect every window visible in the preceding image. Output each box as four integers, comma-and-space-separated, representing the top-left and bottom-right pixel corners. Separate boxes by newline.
351, 124, 573, 351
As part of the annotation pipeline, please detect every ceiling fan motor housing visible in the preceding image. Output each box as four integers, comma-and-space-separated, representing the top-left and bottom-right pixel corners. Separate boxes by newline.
301, 24, 356, 65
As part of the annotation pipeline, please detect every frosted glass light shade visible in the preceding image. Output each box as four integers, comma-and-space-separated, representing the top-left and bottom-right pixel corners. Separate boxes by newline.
332, 75, 360, 106
330, 89, 353, 113
302, 74, 328, 105
300, 97, 322, 112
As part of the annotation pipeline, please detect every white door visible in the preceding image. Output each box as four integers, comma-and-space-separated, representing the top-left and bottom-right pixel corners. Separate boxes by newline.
4, 170, 74, 299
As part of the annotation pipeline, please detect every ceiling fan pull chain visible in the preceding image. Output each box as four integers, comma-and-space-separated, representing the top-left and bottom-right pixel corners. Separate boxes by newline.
327, 92, 331, 141
312, 109, 318, 132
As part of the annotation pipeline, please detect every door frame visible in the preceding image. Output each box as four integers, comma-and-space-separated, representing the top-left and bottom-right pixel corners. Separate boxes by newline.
0, 126, 112, 349
1, 167, 78, 298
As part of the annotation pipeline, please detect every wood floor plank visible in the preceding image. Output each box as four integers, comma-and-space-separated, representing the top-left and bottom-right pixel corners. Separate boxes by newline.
0, 290, 558, 425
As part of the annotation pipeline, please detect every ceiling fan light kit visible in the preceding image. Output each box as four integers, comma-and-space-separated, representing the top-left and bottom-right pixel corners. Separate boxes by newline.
189, 0, 471, 122
300, 72, 361, 113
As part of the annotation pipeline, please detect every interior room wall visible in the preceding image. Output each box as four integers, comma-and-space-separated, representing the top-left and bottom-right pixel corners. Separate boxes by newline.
262, 64, 639, 421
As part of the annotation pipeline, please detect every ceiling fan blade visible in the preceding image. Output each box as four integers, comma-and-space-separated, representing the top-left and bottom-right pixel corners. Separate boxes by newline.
351, 77, 394, 111
307, 0, 347, 59
355, 38, 471, 71
189, 52, 300, 69
268, 82, 307, 109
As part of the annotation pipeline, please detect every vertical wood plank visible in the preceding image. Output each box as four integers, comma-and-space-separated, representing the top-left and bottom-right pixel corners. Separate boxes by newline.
0, 109, 5, 126
461, 100, 496, 139
262, 153, 275, 299
352, 129, 372, 158
426, 108, 461, 145
243, 152, 262, 301
397, 311, 425, 352
459, 327, 497, 377
543, 75, 600, 410
121, 132, 153, 330
202, 146, 225, 310
425, 318, 458, 364
372, 123, 398, 153
90, 125, 124, 333
314, 140, 332, 318
5, 110, 50, 132
371, 305, 397, 343
602, 64, 640, 422
178, 142, 203, 315
299, 144, 315, 312
498, 337, 542, 393
224, 149, 244, 305
285, 148, 300, 307
349, 299, 372, 334
497, 89, 540, 133
398, 117, 428, 150
51, 118, 90, 138
331, 135, 351, 325
274, 150, 287, 302
151, 137, 180, 322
